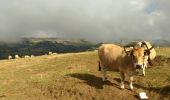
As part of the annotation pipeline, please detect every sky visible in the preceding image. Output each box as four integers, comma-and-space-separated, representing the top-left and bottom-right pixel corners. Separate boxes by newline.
0, 0, 169, 42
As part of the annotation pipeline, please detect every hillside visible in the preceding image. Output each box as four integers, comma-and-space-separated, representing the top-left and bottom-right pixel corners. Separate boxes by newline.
0, 48, 169, 100
0, 38, 98, 59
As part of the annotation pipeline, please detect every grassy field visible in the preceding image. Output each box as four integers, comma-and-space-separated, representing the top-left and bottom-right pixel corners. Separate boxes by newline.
0, 48, 169, 100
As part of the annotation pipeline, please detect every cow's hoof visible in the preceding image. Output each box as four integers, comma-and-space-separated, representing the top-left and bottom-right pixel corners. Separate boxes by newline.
120, 85, 125, 89
142, 74, 145, 77
102, 77, 107, 82
129, 85, 133, 90
130, 87, 133, 90
102, 79, 106, 82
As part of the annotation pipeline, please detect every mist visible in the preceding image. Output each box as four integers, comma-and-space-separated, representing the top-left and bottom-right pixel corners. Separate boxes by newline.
0, 0, 169, 42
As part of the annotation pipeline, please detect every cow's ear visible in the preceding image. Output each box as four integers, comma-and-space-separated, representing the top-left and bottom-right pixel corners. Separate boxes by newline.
128, 50, 133, 56
125, 51, 131, 56
124, 47, 133, 56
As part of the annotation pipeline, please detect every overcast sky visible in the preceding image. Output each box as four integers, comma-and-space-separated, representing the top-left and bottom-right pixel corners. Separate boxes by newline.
0, 0, 169, 42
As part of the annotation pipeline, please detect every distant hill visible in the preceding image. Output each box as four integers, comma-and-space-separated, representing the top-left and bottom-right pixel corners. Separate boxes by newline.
152, 40, 170, 47
0, 38, 98, 59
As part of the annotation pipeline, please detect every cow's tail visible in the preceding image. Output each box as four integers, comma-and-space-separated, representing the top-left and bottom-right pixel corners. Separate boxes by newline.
98, 61, 101, 71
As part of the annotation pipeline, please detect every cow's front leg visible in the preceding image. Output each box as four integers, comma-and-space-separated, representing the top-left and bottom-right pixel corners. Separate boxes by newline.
101, 65, 107, 81
120, 72, 125, 89
129, 76, 134, 90
142, 65, 146, 76
142, 57, 148, 76
145, 63, 148, 68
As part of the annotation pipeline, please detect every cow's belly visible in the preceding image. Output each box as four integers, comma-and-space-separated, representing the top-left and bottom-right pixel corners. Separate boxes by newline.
102, 60, 120, 72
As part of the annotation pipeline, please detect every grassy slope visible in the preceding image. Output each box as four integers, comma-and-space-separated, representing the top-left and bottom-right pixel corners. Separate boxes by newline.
0, 49, 169, 100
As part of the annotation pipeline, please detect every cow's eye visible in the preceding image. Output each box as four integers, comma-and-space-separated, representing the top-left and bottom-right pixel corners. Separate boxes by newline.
144, 52, 148, 56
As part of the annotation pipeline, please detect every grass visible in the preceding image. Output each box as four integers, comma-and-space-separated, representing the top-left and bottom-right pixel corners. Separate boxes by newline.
0, 49, 169, 100
155, 48, 170, 57
0, 51, 98, 100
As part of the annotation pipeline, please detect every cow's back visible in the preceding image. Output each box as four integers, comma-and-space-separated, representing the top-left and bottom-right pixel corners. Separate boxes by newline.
98, 44, 123, 71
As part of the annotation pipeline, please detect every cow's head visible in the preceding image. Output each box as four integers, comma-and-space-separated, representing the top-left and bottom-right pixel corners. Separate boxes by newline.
141, 42, 154, 66
131, 47, 145, 69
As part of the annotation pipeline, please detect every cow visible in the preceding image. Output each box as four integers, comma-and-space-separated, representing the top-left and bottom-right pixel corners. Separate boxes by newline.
98, 44, 146, 90
8, 55, 12, 60
49, 52, 53, 55
31, 55, 35, 58
24, 55, 30, 58
15, 55, 20, 59
135, 41, 156, 76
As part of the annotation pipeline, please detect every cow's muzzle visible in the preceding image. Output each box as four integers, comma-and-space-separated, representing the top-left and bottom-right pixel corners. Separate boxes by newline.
135, 64, 143, 69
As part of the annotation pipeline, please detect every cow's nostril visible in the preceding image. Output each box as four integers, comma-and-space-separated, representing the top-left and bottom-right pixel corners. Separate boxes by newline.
136, 65, 142, 69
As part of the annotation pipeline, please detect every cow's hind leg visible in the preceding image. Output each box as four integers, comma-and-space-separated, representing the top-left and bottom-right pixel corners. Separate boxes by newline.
129, 76, 134, 90
120, 72, 125, 89
101, 64, 107, 82
98, 61, 101, 71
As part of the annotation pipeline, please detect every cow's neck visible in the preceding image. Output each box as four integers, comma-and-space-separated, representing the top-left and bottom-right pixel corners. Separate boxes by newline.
122, 54, 135, 69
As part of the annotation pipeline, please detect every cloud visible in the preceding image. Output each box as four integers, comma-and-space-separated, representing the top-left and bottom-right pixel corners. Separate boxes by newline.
0, 0, 169, 42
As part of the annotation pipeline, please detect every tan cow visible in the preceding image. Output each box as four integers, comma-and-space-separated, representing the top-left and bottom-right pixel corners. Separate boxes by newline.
135, 41, 156, 76
24, 55, 30, 58
8, 55, 12, 60
98, 44, 145, 90
49, 52, 53, 55
15, 55, 20, 59
31, 55, 35, 58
